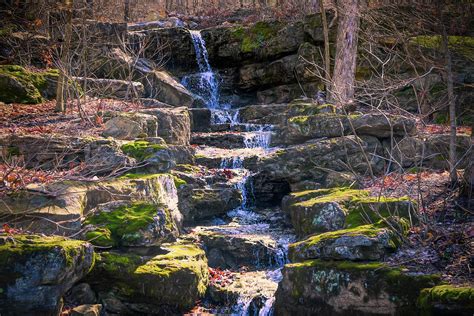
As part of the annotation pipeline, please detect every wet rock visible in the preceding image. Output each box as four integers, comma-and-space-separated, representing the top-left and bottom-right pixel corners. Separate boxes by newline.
418, 285, 474, 316
288, 221, 405, 262
189, 108, 212, 132
0, 234, 95, 315
70, 304, 102, 316
102, 112, 158, 140
191, 132, 248, 149
178, 188, 242, 223
274, 260, 441, 315
0, 65, 58, 104
197, 229, 283, 269
81, 200, 179, 247
73, 77, 144, 99
282, 187, 417, 237
140, 107, 191, 145
67, 283, 97, 305
87, 242, 209, 313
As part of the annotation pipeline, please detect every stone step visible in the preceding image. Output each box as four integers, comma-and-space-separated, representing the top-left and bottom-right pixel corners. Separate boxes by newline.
191, 131, 274, 149
194, 147, 269, 169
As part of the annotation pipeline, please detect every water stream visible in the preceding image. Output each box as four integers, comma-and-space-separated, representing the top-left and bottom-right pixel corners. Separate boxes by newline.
185, 30, 292, 316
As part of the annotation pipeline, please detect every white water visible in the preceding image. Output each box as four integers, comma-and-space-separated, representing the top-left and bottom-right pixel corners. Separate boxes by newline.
187, 30, 285, 316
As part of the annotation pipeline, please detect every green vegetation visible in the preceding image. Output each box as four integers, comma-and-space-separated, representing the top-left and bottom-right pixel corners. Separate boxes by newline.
121, 140, 168, 161
84, 202, 163, 247
411, 35, 474, 60
231, 21, 282, 53
0, 65, 58, 104
418, 285, 474, 310
0, 234, 88, 266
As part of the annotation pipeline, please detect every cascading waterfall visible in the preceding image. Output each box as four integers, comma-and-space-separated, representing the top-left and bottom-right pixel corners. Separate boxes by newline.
187, 29, 284, 316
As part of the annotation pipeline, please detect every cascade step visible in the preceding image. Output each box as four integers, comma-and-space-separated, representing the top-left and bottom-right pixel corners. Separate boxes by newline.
191, 131, 274, 149
194, 147, 271, 169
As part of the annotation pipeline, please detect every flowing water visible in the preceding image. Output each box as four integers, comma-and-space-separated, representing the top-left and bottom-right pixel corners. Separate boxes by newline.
185, 30, 293, 316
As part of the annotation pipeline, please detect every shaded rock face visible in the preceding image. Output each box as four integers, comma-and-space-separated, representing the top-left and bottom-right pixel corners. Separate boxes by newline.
386, 134, 471, 170
178, 188, 242, 223
0, 235, 95, 316
274, 260, 441, 316
73, 77, 145, 99
87, 242, 209, 314
81, 201, 179, 247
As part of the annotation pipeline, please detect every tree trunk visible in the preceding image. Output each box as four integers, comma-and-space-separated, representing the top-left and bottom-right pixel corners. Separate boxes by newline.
442, 27, 457, 184
124, 0, 130, 22
331, 0, 360, 107
55, 0, 73, 113
320, 0, 331, 92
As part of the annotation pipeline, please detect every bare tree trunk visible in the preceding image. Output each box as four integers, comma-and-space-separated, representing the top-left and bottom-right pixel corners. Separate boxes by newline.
320, 0, 331, 92
442, 27, 457, 184
331, 0, 360, 107
55, 0, 73, 113
124, 0, 130, 22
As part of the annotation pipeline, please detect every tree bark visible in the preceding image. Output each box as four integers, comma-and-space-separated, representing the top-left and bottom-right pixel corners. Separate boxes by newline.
55, 0, 73, 113
124, 0, 130, 22
331, 0, 360, 107
320, 0, 331, 92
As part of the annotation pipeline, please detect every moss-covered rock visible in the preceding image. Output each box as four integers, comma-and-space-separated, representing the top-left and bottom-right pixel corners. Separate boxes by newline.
288, 219, 407, 262
88, 241, 208, 313
274, 259, 441, 315
82, 201, 179, 247
282, 187, 417, 237
418, 285, 474, 316
0, 65, 58, 104
0, 234, 95, 315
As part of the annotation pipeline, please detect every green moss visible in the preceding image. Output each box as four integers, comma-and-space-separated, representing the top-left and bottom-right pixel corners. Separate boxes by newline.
0, 234, 87, 267
6, 146, 20, 157
0, 24, 16, 37
231, 21, 282, 53
411, 35, 474, 60
97, 251, 143, 275
172, 175, 187, 188
418, 285, 474, 310
121, 140, 168, 161
85, 228, 113, 247
175, 164, 201, 173
0, 65, 59, 104
84, 202, 161, 247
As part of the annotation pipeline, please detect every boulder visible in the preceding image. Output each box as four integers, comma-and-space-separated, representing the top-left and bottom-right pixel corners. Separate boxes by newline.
249, 136, 384, 204
281, 187, 416, 237
140, 107, 191, 145
66, 283, 97, 305
238, 103, 289, 125
0, 234, 95, 315
284, 113, 416, 144
0, 65, 58, 104
288, 221, 404, 262
189, 108, 212, 132
120, 140, 194, 172
87, 242, 209, 313
274, 260, 441, 315
0, 134, 133, 174
418, 285, 474, 316
81, 201, 179, 247
196, 229, 283, 269
102, 112, 158, 140
0, 174, 181, 234
178, 188, 242, 223
73, 77, 144, 99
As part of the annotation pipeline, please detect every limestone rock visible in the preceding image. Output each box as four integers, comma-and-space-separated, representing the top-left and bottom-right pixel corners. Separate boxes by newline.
81, 200, 179, 247
87, 242, 208, 313
274, 260, 441, 315
257, 82, 319, 104
140, 107, 191, 145
0, 234, 95, 315
102, 112, 158, 140
418, 285, 474, 316
281, 187, 417, 237
178, 188, 242, 223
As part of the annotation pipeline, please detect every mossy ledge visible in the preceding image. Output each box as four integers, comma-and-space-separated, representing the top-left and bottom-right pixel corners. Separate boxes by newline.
121, 140, 168, 161
417, 285, 474, 312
